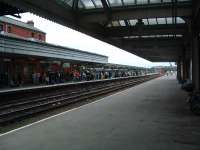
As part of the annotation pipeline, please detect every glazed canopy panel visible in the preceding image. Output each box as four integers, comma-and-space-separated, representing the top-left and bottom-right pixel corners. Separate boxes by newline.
0, 0, 192, 61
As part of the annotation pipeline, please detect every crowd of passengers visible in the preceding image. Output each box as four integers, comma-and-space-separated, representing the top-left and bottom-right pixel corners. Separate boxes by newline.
31, 70, 139, 85
0, 70, 144, 88
0, 70, 140, 88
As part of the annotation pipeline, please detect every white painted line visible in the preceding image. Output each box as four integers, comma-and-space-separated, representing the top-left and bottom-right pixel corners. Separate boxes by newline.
0, 83, 138, 137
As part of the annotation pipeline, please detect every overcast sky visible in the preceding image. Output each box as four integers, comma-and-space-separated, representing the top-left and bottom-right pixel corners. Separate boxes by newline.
9, 13, 172, 67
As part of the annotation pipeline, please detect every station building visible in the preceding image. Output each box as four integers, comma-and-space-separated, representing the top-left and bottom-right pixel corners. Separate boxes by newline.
0, 16, 108, 88
0, 16, 46, 41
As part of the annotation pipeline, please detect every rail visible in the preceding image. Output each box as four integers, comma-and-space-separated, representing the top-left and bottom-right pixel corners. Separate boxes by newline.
0, 73, 161, 124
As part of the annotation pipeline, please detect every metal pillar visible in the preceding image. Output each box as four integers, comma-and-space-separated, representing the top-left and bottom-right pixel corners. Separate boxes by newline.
180, 60, 184, 82
180, 48, 191, 82
183, 58, 191, 82
190, 35, 200, 115
176, 61, 182, 83
190, 58, 192, 81
177, 58, 186, 83
192, 35, 200, 92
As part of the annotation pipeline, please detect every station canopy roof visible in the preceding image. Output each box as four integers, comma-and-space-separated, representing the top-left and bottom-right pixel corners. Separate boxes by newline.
58, 0, 190, 9
0, 0, 192, 62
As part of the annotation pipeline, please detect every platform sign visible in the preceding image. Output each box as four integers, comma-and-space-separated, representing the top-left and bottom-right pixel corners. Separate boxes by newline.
63, 63, 70, 68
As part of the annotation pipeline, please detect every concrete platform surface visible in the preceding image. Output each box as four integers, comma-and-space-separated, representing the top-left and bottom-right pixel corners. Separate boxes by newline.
1, 75, 200, 150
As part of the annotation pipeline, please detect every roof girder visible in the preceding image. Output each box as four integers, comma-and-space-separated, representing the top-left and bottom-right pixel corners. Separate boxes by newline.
126, 47, 181, 62
120, 37, 183, 49
80, 2, 192, 23
106, 24, 187, 37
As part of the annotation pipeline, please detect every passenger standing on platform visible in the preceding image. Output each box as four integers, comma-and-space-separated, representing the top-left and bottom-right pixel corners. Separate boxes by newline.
76, 71, 79, 81
10, 78, 15, 87
43, 73, 46, 84
82, 71, 86, 81
17, 73, 22, 86
57, 72, 61, 83
95, 71, 99, 80
92, 72, 95, 80
80, 71, 82, 81
85, 70, 89, 81
99, 71, 102, 79
49, 72, 52, 84
56, 72, 60, 83
101, 72, 104, 79
36, 72, 40, 84
39, 73, 42, 83
58, 72, 61, 83
109, 71, 112, 79
45, 73, 49, 84
105, 72, 108, 79
74, 71, 77, 81
73, 71, 76, 81
32, 72, 36, 84
69, 72, 73, 81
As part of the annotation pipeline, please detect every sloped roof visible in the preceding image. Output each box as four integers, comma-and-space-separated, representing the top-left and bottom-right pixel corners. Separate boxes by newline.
0, 16, 45, 34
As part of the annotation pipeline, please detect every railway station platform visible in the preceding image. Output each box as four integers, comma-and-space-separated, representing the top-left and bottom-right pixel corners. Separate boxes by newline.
1, 75, 200, 150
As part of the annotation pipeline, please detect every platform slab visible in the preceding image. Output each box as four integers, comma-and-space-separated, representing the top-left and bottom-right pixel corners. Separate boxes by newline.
0, 75, 200, 150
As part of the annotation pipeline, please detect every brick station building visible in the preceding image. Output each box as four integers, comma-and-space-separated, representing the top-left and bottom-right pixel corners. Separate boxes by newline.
0, 16, 46, 41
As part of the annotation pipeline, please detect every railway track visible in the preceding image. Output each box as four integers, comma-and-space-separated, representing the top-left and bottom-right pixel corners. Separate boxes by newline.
0, 74, 160, 124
